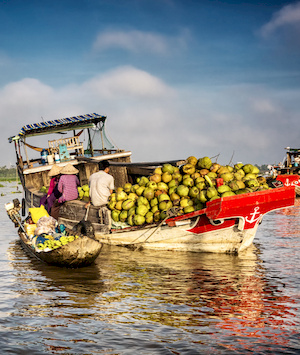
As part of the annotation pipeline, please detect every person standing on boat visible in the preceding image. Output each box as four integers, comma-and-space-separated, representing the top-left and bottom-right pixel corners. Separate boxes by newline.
40, 164, 62, 214
86, 160, 114, 207
51, 163, 80, 220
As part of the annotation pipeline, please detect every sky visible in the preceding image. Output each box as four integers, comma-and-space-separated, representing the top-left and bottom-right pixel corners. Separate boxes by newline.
1, 0, 300, 167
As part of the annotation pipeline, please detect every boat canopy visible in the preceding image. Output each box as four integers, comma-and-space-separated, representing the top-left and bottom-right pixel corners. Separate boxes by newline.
9, 113, 106, 142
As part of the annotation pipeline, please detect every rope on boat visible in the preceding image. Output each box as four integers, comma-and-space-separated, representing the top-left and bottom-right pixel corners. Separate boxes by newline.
130, 207, 180, 251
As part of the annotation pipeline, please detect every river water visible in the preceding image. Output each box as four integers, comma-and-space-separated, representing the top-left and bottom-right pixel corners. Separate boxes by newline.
0, 182, 299, 354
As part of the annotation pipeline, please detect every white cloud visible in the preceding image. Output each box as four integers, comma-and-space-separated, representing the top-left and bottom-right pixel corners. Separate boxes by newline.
83, 66, 176, 99
260, 2, 300, 38
93, 29, 189, 55
0, 67, 299, 167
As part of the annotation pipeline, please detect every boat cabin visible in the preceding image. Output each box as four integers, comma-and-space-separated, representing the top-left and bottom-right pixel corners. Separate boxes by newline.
8, 113, 132, 204
273, 147, 300, 175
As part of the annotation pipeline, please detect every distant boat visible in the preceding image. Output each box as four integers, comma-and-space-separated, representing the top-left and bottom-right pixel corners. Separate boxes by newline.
269, 147, 300, 196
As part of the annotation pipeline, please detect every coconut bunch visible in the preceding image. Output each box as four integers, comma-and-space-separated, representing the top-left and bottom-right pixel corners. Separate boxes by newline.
107, 156, 269, 227
77, 184, 90, 202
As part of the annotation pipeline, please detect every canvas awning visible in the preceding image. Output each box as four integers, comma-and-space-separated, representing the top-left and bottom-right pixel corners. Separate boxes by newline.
9, 113, 106, 142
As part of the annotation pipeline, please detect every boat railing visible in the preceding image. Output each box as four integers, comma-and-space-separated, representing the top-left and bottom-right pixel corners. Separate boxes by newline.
48, 136, 84, 156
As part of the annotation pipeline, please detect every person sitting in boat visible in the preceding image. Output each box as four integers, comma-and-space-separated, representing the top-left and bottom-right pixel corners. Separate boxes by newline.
51, 163, 80, 220
40, 165, 62, 214
86, 160, 114, 208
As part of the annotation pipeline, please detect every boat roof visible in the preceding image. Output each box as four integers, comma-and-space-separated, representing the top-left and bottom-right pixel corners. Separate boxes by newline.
9, 113, 106, 141
285, 147, 300, 153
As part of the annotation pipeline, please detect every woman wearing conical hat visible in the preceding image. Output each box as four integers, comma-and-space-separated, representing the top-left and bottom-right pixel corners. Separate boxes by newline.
51, 163, 80, 220
40, 164, 62, 213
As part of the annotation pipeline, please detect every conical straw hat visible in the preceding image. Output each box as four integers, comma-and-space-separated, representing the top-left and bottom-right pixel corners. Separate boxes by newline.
60, 163, 79, 175
48, 164, 61, 177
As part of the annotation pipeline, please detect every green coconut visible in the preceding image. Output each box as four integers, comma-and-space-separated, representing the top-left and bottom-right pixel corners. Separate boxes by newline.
111, 210, 121, 222
151, 205, 159, 213
245, 179, 260, 188
127, 192, 138, 201
228, 181, 241, 191
145, 211, 154, 224
234, 163, 244, 170
123, 183, 132, 193
176, 185, 189, 197
107, 201, 116, 210
135, 186, 145, 196
128, 207, 136, 216
217, 185, 232, 194
182, 177, 194, 187
127, 214, 134, 226
137, 196, 149, 206
242, 164, 254, 174
158, 193, 170, 203
116, 190, 127, 201
226, 165, 234, 173
184, 206, 195, 214
143, 187, 155, 201
134, 214, 145, 226
159, 200, 173, 211
182, 163, 196, 175
147, 181, 158, 190
180, 198, 193, 208
221, 191, 236, 197
82, 184, 89, 192
162, 171, 173, 183
150, 197, 158, 207
186, 156, 198, 166
154, 167, 162, 175
149, 174, 161, 183
189, 186, 200, 198
122, 199, 135, 210
153, 210, 161, 222
172, 172, 182, 182
170, 192, 180, 201
168, 179, 179, 189
197, 190, 208, 203
157, 182, 169, 191
119, 210, 128, 222
220, 172, 233, 182
162, 164, 174, 174
115, 201, 123, 210
206, 187, 218, 199
136, 205, 149, 217
197, 156, 212, 169
169, 186, 177, 195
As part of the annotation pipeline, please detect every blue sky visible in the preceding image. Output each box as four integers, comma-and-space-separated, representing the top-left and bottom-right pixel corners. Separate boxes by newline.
1, 0, 300, 167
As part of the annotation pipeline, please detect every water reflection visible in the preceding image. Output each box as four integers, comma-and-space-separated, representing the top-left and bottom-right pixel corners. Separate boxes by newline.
6, 235, 299, 354
8, 241, 105, 317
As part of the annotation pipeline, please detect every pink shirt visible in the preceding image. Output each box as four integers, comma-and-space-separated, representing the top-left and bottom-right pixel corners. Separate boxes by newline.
58, 174, 79, 203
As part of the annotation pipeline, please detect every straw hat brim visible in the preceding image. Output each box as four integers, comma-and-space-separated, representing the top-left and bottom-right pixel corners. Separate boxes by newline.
48, 165, 61, 177
60, 163, 79, 175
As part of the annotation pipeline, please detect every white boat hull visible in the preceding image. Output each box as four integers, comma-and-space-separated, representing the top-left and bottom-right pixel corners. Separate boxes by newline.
95, 219, 259, 254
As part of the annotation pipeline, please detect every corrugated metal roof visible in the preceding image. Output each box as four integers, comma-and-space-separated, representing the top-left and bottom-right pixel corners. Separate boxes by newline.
9, 113, 106, 141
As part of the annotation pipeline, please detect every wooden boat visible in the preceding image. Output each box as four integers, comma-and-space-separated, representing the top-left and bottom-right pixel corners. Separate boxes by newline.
17, 228, 102, 268
8, 113, 296, 255
268, 147, 300, 196
5, 199, 102, 267
273, 174, 300, 196
57, 185, 295, 254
